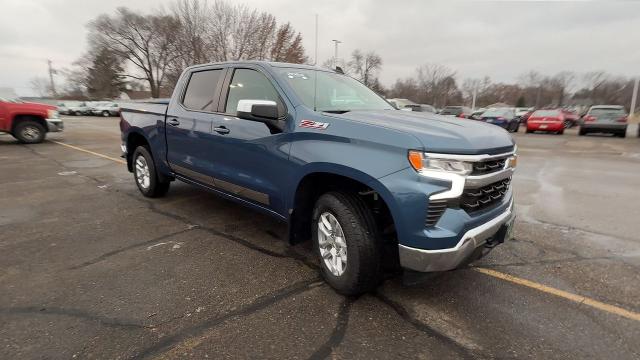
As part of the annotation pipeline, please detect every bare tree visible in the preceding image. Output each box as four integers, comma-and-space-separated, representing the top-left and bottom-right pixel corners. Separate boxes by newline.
30, 77, 52, 97
550, 71, 575, 106
417, 63, 457, 107
88, 7, 182, 97
348, 50, 383, 88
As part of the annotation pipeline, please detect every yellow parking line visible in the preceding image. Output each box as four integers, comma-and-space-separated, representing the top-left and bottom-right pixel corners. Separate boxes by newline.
474, 267, 640, 322
50, 140, 126, 165
49, 141, 640, 323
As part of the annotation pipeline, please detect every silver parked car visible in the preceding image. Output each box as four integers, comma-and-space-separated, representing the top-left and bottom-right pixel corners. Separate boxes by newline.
579, 105, 628, 138
90, 101, 120, 117
58, 101, 90, 116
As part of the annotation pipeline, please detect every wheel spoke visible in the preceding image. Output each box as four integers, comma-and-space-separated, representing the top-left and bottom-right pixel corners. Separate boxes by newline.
320, 214, 332, 233
318, 220, 331, 237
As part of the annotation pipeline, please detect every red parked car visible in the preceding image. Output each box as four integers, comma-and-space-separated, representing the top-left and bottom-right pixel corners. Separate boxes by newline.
0, 92, 63, 143
526, 109, 565, 134
560, 109, 579, 128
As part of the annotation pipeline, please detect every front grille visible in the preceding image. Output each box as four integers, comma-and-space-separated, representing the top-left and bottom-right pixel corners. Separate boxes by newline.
471, 158, 507, 175
461, 177, 511, 213
425, 200, 448, 227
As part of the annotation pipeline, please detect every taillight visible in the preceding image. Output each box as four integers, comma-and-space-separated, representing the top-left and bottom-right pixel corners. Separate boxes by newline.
458, 113, 466, 118
617, 116, 628, 123
584, 115, 596, 122
497, 117, 505, 121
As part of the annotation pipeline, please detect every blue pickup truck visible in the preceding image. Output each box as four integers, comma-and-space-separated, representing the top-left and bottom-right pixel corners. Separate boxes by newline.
120, 61, 517, 295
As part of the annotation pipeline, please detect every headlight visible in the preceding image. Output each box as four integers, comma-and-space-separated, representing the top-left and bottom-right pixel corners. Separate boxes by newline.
408, 151, 473, 175
48, 109, 59, 119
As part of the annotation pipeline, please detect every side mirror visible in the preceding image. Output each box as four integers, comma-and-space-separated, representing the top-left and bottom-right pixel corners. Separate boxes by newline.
237, 100, 280, 121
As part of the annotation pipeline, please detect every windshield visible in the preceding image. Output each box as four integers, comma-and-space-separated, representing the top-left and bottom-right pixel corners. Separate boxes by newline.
482, 108, 513, 117
532, 110, 560, 117
392, 99, 418, 108
276, 68, 393, 112
440, 106, 462, 115
589, 108, 626, 117
0, 96, 23, 103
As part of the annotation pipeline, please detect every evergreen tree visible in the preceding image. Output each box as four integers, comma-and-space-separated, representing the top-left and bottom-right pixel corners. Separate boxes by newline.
86, 48, 126, 99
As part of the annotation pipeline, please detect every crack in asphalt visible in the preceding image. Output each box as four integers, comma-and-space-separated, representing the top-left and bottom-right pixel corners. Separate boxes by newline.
67, 227, 197, 270
116, 189, 322, 272
133, 278, 322, 359
374, 292, 479, 360
0, 306, 149, 329
307, 298, 354, 360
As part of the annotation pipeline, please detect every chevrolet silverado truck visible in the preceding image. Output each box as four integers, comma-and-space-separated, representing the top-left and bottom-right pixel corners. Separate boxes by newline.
119, 61, 517, 295
0, 91, 64, 143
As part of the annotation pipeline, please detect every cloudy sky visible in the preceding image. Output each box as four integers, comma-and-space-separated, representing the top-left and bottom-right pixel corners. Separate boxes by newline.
1, 0, 639, 96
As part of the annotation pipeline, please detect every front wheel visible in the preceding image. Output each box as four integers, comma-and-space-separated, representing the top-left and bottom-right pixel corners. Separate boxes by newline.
312, 192, 382, 295
102, 111, 110, 117
14, 120, 46, 144
132, 146, 170, 197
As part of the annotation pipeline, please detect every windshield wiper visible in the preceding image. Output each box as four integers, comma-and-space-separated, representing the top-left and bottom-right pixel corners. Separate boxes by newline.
321, 110, 351, 114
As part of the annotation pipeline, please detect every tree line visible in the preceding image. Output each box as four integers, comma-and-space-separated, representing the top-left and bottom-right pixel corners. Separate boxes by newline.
33, 0, 636, 111
55, 0, 307, 99
386, 65, 637, 110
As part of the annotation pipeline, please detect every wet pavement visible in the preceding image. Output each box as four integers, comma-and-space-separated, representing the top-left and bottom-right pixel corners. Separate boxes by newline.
1, 117, 639, 359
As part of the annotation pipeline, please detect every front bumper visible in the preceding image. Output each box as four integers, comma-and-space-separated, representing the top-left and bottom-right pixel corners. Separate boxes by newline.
399, 198, 515, 272
46, 118, 64, 132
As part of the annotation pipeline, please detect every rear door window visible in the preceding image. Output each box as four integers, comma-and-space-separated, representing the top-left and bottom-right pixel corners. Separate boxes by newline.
182, 69, 224, 112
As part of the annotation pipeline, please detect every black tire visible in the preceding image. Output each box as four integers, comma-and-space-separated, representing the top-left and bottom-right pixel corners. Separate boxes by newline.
618, 131, 626, 138
525, 128, 532, 134
579, 128, 586, 136
132, 146, 170, 198
14, 120, 46, 144
102, 111, 110, 117
73, 111, 80, 116
511, 122, 519, 133
312, 191, 382, 295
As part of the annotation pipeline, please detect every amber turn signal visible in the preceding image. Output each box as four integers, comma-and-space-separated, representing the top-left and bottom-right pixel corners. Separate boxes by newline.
408, 150, 423, 171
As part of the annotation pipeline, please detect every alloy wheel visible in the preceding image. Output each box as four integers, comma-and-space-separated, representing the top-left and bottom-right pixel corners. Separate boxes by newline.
317, 212, 348, 276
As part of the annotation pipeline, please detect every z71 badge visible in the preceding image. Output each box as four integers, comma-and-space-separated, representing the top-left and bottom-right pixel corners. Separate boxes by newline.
299, 120, 330, 130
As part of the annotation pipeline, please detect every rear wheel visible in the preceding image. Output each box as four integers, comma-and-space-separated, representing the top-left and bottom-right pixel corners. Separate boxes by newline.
312, 191, 382, 295
102, 110, 110, 117
132, 146, 170, 197
525, 128, 532, 134
14, 120, 46, 144
579, 128, 587, 136
617, 130, 626, 138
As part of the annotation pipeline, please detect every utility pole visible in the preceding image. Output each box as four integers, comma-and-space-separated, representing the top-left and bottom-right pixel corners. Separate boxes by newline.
47, 59, 57, 98
332, 39, 342, 69
630, 77, 639, 118
471, 83, 478, 110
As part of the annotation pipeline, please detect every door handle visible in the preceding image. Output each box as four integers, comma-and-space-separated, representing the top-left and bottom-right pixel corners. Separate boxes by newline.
213, 126, 230, 135
168, 118, 180, 127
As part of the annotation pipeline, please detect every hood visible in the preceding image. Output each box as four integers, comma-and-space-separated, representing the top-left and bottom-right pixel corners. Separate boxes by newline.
11, 101, 56, 112
325, 110, 515, 155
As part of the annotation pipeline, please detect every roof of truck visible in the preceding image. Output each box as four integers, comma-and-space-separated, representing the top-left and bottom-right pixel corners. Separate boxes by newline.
186, 61, 332, 73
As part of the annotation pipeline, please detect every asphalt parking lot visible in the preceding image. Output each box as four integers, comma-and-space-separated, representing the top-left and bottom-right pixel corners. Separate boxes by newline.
1, 116, 639, 359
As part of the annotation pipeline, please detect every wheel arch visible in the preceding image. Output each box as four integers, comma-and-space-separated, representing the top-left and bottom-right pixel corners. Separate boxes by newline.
288, 165, 400, 246
125, 130, 150, 172
11, 115, 48, 134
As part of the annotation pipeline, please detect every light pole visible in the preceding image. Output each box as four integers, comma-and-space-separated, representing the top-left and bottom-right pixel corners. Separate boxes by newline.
630, 77, 639, 118
332, 39, 342, 69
